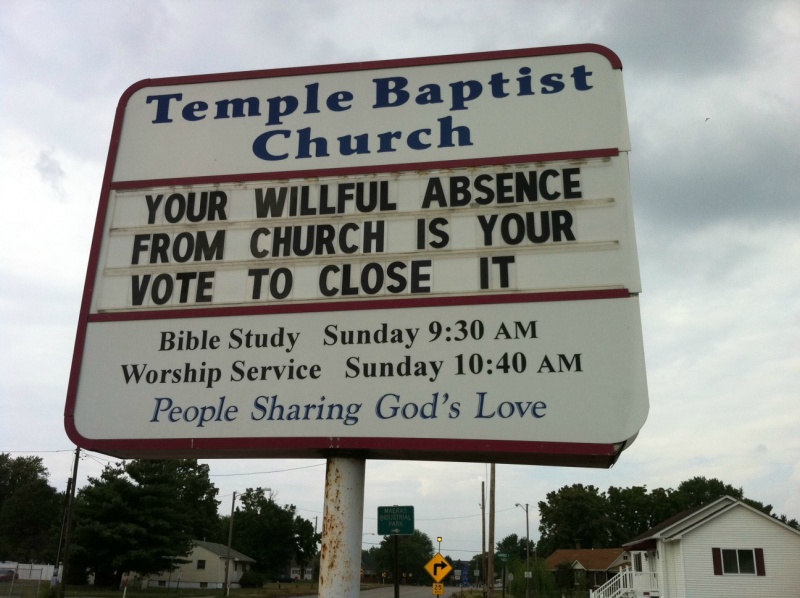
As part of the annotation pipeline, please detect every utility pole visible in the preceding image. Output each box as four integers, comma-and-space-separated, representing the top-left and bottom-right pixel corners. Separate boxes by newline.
481, 481, 486, 598
525, 503, 530, 598
487, 463, 496, 598
54, 477, 72, 575
224, 491, 236, 597
58, 447, 80, 598
516, 503, 531, 598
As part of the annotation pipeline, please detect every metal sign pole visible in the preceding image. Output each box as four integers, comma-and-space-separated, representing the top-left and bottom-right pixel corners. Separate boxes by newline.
318, 457, 365, 598
394, 535, 400, 598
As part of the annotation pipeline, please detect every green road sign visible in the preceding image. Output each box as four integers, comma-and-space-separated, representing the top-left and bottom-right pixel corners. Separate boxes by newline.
377, 505, 414, 535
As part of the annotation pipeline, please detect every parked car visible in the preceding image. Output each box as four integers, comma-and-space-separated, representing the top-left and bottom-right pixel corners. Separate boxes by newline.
0, 569, 18, 582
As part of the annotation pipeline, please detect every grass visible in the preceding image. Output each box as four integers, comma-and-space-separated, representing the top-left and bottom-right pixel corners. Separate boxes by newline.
57, 584, 321, 598
0, 583, 583, 598
1, 582, 386, 598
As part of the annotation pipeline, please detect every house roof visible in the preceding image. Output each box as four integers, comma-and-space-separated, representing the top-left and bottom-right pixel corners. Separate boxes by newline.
624, 495, 800, 549
624, 501, 715, 547
194, 540, 256, 563
545, 548, 627, 572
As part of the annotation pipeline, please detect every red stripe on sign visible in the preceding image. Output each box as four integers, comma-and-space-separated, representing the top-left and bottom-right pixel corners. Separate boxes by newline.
87, 288, 632, 323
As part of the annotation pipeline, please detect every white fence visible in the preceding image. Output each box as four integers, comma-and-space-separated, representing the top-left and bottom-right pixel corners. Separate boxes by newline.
0, 562, 62, 582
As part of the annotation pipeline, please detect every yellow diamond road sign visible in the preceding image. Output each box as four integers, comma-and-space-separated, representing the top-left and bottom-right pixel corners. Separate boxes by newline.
425, 553, 453, 582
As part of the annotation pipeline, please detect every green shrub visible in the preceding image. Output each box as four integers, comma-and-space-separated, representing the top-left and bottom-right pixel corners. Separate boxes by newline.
238, 571, 264, 588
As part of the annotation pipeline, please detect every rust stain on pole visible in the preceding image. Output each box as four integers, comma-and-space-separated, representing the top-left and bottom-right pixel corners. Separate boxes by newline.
319, 457, 365, 598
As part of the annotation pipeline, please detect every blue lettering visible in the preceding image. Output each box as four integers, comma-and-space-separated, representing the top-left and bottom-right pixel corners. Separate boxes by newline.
570, 65, 593, 90
407, 128, 432, 150
151, 397, 174, 421
149, 396, 237, 427
146, 93, 183, 123
182, 101, 208, 121
252, 130, 291, 161
475, 391, 494, 418
327, 90, 353, 112
375, 393, 401, 419
438, 116, 472, 148
373, 76, 409, 108
416, 83, 444, 106
449, 80, 482, 110
266, 95, 299, 125
540, 73, 565, 94
296, 127, 329, 159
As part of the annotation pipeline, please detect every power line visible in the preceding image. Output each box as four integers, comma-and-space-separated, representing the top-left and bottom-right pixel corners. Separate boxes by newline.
210, 463, 325, 477
3, 449, 325, 477
0, 449, 76, 454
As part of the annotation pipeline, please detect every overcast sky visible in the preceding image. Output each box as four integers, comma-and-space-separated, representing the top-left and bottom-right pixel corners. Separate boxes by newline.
1, 0, 799, 562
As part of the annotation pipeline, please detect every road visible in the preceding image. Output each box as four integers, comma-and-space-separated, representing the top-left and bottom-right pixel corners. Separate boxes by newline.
301, 584, 476, 598
362, 586, 442, 598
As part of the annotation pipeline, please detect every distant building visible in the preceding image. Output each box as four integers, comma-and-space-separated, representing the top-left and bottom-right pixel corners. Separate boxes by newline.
545, 547, 630, 589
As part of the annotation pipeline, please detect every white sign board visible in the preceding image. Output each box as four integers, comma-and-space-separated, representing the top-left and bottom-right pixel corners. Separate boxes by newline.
66, 45, 648, 466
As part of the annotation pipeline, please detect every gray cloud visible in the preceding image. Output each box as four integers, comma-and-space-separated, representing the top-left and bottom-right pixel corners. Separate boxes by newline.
1, 0, 799, 540
35, 149, 66, 196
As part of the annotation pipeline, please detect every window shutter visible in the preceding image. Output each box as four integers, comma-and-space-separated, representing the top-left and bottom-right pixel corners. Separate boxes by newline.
754, 548, 766, 576
712, 548, 723, 575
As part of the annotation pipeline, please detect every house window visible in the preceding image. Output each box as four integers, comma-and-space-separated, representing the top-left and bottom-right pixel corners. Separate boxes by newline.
723, 549, 755, 574
197, 559, 206, 570
199, 582, 208, 588
157, 581, 166, 587
712, 548, 765, 576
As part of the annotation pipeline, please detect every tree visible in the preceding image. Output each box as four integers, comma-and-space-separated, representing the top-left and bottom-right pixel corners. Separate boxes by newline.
231, 488, 318, 580
496, 533, 533, 565
537, 476, 799, 560
361, 548, 378, 578
293, 514, 318, 578
672, 477, 798, 530
0, 454, 63, 562
70, 459, 219, 587
672, 476, 743, 510
606, 485, 676, 546
157, 460, 220, 541
370, 530, 434, 584
494, 533, 536, 596
537, 484, 612, 556
530, 557, 557, 596
0, 454, 49, 504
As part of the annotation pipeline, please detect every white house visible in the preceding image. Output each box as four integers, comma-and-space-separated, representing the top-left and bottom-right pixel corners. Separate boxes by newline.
590, 495, 800, 598
145, 540, 255, 589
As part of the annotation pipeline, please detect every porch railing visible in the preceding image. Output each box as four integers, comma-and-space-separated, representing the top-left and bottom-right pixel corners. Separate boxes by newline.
589, 567, 659, 598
